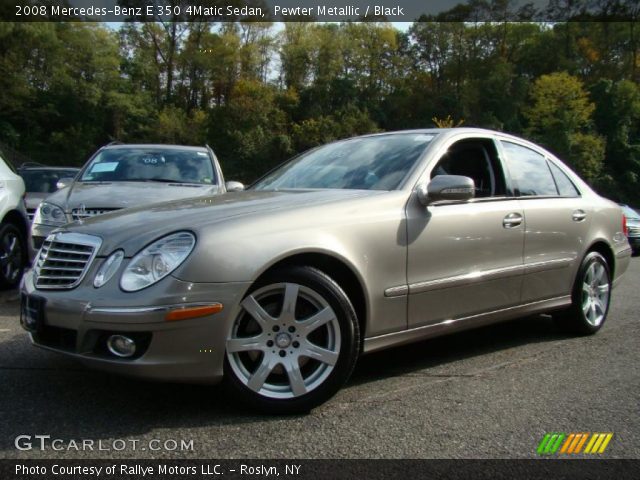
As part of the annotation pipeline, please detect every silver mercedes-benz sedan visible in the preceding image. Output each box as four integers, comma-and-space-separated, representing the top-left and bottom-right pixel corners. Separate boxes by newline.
21, 128, 632, 413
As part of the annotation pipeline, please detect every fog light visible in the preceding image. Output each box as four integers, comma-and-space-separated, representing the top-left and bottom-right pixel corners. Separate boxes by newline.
106, 335, 136, 358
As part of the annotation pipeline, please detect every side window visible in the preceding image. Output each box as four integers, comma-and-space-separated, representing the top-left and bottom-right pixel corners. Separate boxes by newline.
430, 139, 506, 198
501, 142, 558, 197
548, 161, 580, 197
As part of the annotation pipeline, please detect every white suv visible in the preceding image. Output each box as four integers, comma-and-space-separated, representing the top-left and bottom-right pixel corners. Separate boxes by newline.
0, 151, 30, 288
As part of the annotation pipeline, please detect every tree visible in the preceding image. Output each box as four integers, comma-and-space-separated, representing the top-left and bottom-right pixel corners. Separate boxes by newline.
524, 72, 604, 181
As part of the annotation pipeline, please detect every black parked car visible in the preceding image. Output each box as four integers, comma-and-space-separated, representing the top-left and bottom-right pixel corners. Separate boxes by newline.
620, 204, 640, 256
18, 164, 80, 222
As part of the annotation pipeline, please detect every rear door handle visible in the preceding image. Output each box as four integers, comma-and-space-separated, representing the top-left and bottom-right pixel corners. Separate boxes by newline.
572, 210, 587, 222
503, 212, 523, 229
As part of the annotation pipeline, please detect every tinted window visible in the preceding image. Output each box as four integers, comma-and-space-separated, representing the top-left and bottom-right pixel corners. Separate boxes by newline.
501, 142, 558, 196
20, 169, 79, 193
547, 161, 580, 197
252, 134, 435, 191
81, 148, 216, 185
431, 140, 506, 198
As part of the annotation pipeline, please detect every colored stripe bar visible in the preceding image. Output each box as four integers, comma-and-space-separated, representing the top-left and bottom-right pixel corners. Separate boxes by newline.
549, 433, 565, 454
584, 433, 599, 453
573, 433, 589, 453
537, 434, 553, 454
560, 434, 575, 454
598, 433, 613, 453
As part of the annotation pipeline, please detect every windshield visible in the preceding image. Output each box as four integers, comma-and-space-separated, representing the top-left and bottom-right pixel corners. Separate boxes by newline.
252, 134, 435, 191
622, 205, 640, 220
80, 148, 216, 185
20, 169, 79, 193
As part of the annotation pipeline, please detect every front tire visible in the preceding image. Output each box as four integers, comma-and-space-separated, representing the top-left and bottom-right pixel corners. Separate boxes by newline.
224, 266, 360, 414
554, 251, 611, 335
0, 223, 26, 289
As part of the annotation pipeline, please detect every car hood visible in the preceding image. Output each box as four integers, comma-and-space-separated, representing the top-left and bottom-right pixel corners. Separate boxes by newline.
63, 189, 380, 255
25, 192, 48, 210
45, 181, 221, 211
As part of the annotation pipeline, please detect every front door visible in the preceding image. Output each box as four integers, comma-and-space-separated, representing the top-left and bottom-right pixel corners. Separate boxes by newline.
407, 136, 524, 328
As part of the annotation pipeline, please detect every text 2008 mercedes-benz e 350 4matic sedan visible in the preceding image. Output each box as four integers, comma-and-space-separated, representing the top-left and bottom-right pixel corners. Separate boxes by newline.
21, 129, 631, 413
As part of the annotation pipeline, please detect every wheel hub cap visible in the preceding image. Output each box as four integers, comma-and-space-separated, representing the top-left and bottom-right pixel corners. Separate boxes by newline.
275, 332, 292, 349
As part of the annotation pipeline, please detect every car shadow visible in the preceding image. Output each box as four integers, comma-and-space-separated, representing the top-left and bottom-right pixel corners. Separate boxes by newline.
0, 312, 573, 455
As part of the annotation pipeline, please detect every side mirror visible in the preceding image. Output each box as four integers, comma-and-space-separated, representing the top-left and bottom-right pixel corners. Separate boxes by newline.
56, 177, 74, 190
416, 175, 475, 206
225, 181, 245, 192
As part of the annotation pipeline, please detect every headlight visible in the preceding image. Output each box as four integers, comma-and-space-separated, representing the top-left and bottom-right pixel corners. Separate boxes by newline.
94, 250, 124, 288
120, 232, 196, 292
33, 202, 66, 226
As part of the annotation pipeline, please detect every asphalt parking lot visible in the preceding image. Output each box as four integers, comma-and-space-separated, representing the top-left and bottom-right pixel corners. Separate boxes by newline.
0, 259, 638, 460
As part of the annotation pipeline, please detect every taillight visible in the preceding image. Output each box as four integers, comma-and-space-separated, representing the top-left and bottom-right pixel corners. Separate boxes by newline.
622, 214, 628, 236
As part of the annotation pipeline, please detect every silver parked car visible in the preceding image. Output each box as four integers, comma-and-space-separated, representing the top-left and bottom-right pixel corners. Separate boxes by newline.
21, 129, 631, 413
30, 143, 236, 249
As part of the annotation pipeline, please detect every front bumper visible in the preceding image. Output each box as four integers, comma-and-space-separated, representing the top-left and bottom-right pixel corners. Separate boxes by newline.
21, 269, 251, 384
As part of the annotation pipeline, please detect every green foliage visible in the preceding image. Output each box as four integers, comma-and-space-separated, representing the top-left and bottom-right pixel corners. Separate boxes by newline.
0, 20, 639, 204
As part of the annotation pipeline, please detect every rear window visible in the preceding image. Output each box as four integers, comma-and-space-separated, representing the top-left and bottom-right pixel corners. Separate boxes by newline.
548, 161, 580, 197
501, 142, 558, 197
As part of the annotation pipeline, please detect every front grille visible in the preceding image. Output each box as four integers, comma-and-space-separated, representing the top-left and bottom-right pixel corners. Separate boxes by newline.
71, 208, 119, 221
628, 225, 640, 235
34, 232, 102, 290
27, 208, 36, 222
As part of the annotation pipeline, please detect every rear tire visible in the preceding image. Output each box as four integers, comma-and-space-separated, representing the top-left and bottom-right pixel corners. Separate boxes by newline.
554, 251, 611, 335
224, 266, 360, 414
0, 223, 26, 290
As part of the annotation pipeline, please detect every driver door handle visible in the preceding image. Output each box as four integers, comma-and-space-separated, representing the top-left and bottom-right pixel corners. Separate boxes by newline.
503, 212, 523, 229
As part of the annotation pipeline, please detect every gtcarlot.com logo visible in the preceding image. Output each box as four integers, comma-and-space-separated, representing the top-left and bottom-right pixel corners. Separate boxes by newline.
537, 432, 613, 455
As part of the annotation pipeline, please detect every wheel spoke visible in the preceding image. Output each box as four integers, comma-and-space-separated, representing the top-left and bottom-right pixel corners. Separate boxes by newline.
298, 307, 336, 336
247, 356, 276, 392
589, 302, 597, 323
302, 342, 339, 366
594, 264, 606, 285
7, 236, 16, 255
227, 336, 264, 353
284, 360, 307, 396
582, 297, 591, 315
585, 263, 594, 284
280, 283, 299, 322
593, 298, 605, 316
241, 295, 275, 330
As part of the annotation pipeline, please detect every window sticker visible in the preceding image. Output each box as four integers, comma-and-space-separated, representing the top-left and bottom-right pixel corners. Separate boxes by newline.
90, 162, 119, 173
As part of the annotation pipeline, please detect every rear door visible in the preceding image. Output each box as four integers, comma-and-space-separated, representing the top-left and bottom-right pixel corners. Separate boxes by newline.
499, 140, 591, 302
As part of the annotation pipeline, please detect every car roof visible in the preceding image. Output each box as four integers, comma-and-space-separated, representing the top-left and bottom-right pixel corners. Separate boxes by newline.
102, 144, 208, 152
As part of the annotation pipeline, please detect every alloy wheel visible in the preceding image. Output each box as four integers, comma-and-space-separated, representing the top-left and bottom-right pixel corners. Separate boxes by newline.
226, 282, 342, 399
581, 261, 610, 327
